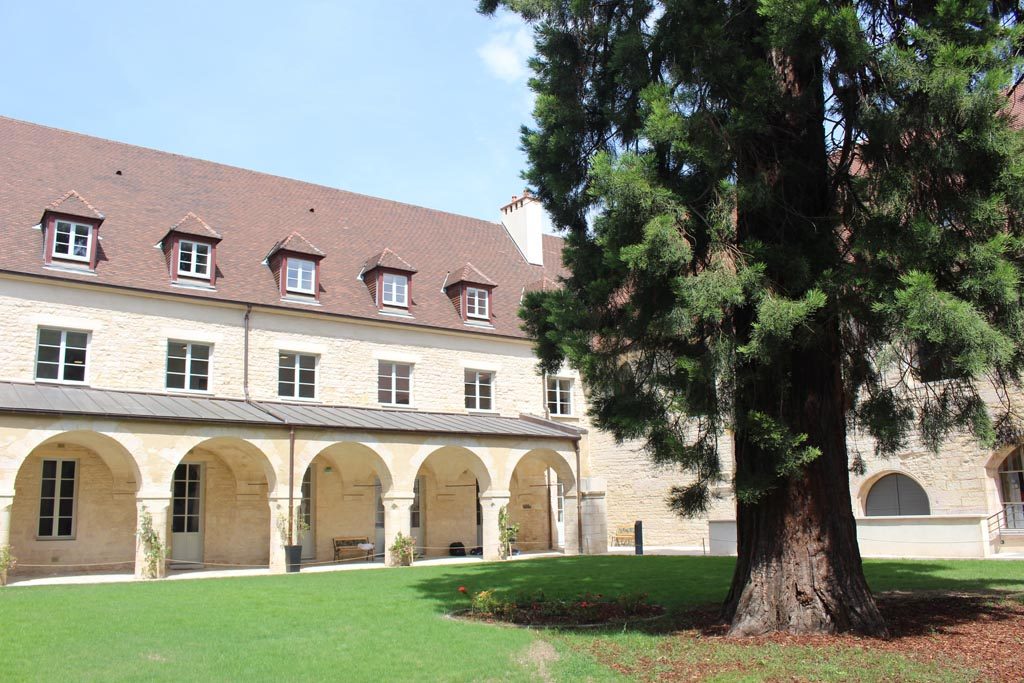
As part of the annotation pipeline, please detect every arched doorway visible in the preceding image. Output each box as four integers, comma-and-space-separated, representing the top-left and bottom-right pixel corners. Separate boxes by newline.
301, 442, 392, 563
413, 446, 492, 558
864, 473, 930, 516
507, 448, 576, 554
10, 431, 140, 576
168, 437, 274, 569
997, 449, 1024, 529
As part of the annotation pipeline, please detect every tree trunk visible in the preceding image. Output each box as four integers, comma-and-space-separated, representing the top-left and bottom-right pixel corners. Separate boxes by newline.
723, 335, 887, 636
723, 9, 887, 637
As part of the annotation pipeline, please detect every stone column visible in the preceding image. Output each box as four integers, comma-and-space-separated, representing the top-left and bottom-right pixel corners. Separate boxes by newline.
134, 497, 170, 579
0, 494, 12, 585
382, 492, 414, 566
479, 492, 511, 562
267, 499, 290, 574
562, 492, 580, 556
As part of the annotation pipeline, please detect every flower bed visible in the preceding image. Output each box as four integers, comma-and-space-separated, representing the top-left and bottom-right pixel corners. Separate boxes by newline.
459, 587, 664, 627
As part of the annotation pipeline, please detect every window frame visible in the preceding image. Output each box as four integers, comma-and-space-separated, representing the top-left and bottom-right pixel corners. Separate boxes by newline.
51, 220, 93, 263
285, 257, 317, 295
464, 369, 495, 411
381, 272, 409, 308
37, 458, 78, 540
177, 239, 212, 279
278, 351, 318, 400
165, 340, 212, 393
35, 327, 89, 384
377, 360, 413, 406
546, 377, 574, 416
465, 287, 490, 320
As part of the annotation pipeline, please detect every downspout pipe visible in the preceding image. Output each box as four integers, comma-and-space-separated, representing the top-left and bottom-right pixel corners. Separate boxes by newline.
288, 425, 296, 545
573, 436, 583, 555
243, 304, 252, 402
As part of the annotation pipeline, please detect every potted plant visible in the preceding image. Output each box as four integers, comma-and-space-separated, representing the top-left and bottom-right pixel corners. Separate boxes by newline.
498, 505, 520, 560
277, 513, 309, 573
0, 544, 15, 586
389, 531, 415, 567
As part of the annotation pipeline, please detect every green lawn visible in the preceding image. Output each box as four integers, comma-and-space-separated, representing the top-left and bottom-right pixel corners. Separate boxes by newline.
0, 556, 1021, 681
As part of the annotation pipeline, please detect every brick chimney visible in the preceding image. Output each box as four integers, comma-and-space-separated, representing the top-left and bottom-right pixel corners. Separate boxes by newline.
499, 189, 545, 266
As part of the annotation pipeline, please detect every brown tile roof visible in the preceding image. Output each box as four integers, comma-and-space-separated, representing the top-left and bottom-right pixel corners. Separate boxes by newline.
268, 231, 325, 259
447, 262, 496, 287
0, 117, 567, 338
166, 211, 222, 241
364, 247, 415, 273
44, 190, 104, 221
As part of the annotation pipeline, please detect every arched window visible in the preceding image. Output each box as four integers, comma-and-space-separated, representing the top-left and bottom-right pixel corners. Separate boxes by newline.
865, 473, 930, 516
998, 450, 1024, 529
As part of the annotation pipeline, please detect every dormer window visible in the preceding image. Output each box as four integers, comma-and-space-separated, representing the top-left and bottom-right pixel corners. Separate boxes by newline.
466, 287, 489, 319
286, 257, 316, 294
161, 213, 221, 287
40, 190, 104, 271
265, 232, 325, 302
362, 249, 416, 314
444, 263, 496, 324
382, 272, 408, 307
53, 221, 92, 261
177, 240, 211, 278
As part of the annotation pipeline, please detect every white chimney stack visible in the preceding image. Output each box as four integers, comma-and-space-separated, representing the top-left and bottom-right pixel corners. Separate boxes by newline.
500, 189, 546, 266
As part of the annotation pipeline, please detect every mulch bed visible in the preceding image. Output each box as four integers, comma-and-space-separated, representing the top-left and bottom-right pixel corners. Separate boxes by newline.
607, 592, 1024, 681
457, 602, 665, 628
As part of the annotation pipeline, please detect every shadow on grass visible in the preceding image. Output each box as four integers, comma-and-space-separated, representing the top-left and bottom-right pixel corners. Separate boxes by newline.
407, 555, 1024, 636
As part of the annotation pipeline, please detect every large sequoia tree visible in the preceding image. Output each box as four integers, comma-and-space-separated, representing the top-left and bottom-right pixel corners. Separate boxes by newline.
480, 0, 1024, 635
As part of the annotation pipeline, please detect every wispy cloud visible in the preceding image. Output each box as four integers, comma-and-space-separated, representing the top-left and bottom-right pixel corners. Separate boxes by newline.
478, 15, 533, 83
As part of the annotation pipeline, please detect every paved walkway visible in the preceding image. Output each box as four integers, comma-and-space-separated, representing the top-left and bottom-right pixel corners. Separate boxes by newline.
5, 551, 562, 588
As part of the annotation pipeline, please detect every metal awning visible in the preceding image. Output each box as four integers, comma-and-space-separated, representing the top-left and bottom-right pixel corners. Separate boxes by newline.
0, 382, 581, 440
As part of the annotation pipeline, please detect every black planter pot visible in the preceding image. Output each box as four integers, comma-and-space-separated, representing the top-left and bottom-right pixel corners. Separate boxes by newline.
284, 545, 303, 573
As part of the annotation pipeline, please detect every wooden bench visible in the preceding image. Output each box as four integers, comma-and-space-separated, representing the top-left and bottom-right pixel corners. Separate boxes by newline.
333, 536, 373, 562
611, 526, 635, 547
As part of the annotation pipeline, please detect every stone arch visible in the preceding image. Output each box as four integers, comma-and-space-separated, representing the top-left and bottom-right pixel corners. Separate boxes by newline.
411, 445, 493, 493
861, 471, 930, 516
299, 441, 395, 563
10, 430, 142, 575
506, 447, 577, 553
411, 445, 495, 558
506, 447, 577, 495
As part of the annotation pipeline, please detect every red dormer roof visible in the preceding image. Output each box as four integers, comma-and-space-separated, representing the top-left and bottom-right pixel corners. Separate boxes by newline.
447, 262, 497, 288
364, 247, 416, 273
43, 190, 104, 222
165, 212, 222, 241
267, 231, 325, 260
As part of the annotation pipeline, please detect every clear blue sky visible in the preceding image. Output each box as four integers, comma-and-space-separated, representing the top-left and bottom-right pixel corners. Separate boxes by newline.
0, 1, 538, 223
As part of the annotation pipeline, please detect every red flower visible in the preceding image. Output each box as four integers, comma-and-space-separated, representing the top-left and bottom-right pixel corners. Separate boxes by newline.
458, 586, 467, 594
579, 601, 589, 608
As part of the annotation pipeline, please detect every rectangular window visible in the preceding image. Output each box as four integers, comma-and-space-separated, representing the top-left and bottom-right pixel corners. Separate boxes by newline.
466, 287, 489, 319
166, 341, 211, 392
547, 377, 573, 416
36, 328, 88, 383
464, 370, 494, 410
38, 459, 76, 538
52, 221, 91, 261
382, 272, 408, 307
278, 352, 317, 399
177, 240, 211, 278
378, 361, 412, 405
286, 258, 316, 294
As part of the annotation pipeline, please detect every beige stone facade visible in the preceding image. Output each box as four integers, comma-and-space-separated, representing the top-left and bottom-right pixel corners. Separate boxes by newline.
0, 274, 618, 578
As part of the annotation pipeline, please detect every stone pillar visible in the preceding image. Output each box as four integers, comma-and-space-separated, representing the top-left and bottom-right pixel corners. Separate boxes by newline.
562, 492, 580, 556
382, 492, 414, 566
580, 483, 608, 555
267, 499, 290, 574
134, 497, 170, 579
0, 495, 13, 548
479, 493, 511, 562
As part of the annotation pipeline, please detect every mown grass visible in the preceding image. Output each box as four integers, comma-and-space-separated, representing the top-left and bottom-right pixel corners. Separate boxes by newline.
0, 556, 1020, 681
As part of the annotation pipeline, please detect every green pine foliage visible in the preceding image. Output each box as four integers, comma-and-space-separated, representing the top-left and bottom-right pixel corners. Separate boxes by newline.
485, 0, 1024, 515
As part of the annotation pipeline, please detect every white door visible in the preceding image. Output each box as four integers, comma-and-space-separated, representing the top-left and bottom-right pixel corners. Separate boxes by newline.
999, 451, 1024, 529
555, 482, 565, 548
170, 463, 203, 566
374, 478, 385, 560
300, 468, 315, 559
411, 476, 425, 555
